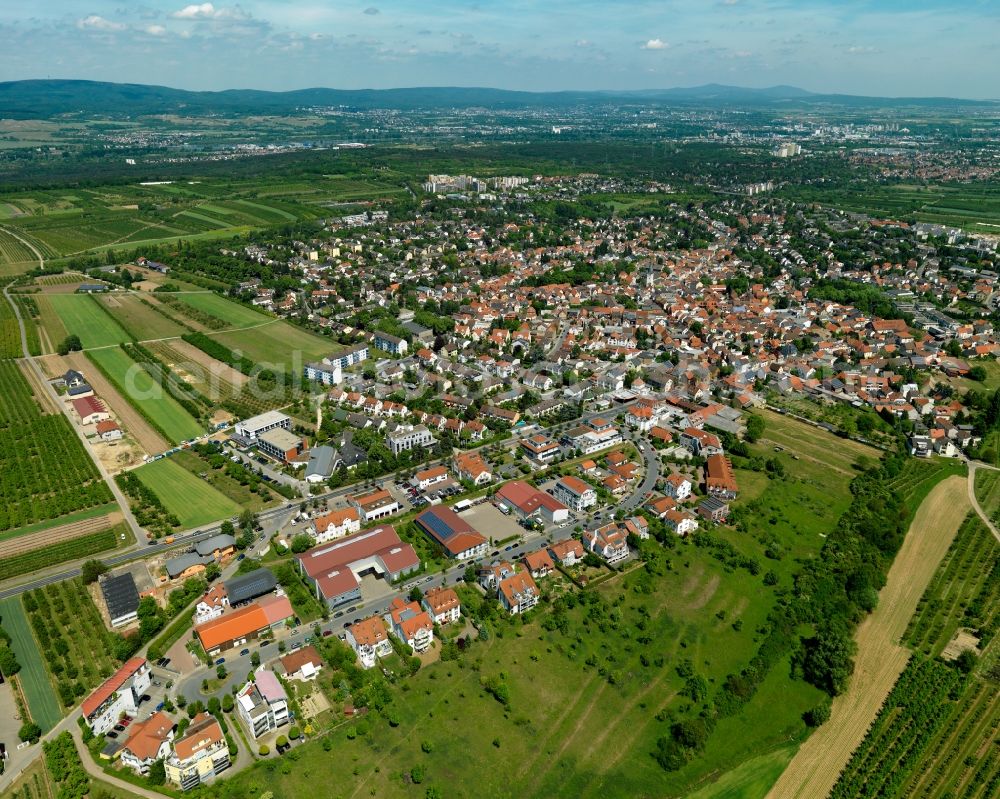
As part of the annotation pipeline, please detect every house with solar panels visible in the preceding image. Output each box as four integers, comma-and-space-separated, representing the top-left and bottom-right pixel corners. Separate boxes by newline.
414, 505, 489, 560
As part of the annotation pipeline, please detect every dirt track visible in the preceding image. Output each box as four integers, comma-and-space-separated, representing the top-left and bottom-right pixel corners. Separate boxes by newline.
62, 351, 169, 455
766, 475, 971, 799
5, 511, 123, 556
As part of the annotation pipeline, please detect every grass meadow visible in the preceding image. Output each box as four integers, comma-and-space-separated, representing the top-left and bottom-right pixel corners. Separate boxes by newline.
132, 456, 241, 528
0, 596, 62, 731
86, 346, 204, 442
45, 293, 131, 349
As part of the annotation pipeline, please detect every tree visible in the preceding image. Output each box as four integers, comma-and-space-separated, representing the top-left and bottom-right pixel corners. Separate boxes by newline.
207, 696, 221, 715
258, 744, 270, 756
803, 700, 831, 727
744, 414, 765, 443
0, 645, 20, 677
955, 649, 979, 674
216, 664, 227, 679
220, 520, 235, 536
969, 365, 988, 382
147, 759, 166, 786
80, 559, 108, 584
222, 693, 234, 713
802, 623, 857, 696
250, 651, 261, 668
290, 534, 314, 554
239, 509, 258, 530
204, 562, 221, 581
18, 722, 41, 744
57, 334, 82, 356
289, 726, 301, 740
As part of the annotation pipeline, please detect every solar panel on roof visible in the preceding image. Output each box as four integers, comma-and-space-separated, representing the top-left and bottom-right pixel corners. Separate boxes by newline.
419, 510, 458, 541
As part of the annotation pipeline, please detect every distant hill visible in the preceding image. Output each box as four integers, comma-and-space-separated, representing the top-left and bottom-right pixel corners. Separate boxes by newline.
0, 79, 993, 119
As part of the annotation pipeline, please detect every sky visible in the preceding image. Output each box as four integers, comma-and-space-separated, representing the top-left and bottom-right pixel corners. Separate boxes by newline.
1, 1, 998, 98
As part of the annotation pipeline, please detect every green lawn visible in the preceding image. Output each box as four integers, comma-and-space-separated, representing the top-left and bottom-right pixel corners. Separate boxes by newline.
0, 596, 62, 731
687, 746, 798, 799
87, 346, 204, 443
45, 294, 131, 349
0, 502, 117, 543
132, 457, 241, 528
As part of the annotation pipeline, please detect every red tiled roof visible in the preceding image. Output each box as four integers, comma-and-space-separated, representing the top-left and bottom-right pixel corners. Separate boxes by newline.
82, 657, 147, 718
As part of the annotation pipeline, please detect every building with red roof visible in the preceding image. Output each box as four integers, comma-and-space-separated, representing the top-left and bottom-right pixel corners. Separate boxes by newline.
414, 505, 488, 560
194, 595, 293, 655
495, 480, 569, 525
296, 524, 419, 609
72, 395, 110, 425
81, 657, 151, 735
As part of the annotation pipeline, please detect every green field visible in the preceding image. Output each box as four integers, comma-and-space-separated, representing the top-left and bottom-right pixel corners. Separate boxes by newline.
211, 319, 336, 366
172, 291, 272, 329
45, 293, 131, 349
0, 525, 128, 582
87, 346, 204, 442
687, 746, 797, 799
132, 456, 241, 528
96, 292, 189, 340
170, 449, 280, 512
0, 596, 62, 731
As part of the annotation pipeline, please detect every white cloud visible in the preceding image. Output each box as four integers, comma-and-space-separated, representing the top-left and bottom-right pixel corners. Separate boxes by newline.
77, 15, 126, 32
363, 7, 380, 15
173, 3, 217, 19
847, 45, 880, 54
145, 24, 168, 36
575, 39, 592, 48
641, 38, 668, 50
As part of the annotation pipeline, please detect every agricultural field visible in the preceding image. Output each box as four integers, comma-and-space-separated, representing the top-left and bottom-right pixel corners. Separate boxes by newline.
0, 524, 130, 583
170, 449, 281, 512
828, 501, 1000, 799
210, 318, 337, 367
132, 456, 241, 529
10, 294, 42, 356
768, 474, 972, 799
0, 294, 22, 358
95, 292, 189, 340
0, 226, 38, 273
0, 360, 113, 532
0, 501, 118, 544
906, 513, 999, 657
780, 181, 1000, 234
22, 579, 125, 708
87, 346, 205, 443
45, 293, 131, 349
0, 597, 61, 731
754, 408, 881, 475
171, 291, 273, 329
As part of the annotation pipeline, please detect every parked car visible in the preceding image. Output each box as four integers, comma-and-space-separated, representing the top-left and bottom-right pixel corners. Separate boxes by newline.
259, 640, 271, 647
106, 731, 118, 740
215, 657, 226, 666
113, 724, 126, 732
322, 630, 334, 637
239, 648, 250, 657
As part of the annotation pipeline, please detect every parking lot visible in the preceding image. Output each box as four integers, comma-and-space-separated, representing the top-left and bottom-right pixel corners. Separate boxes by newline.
462, 502, 527, 544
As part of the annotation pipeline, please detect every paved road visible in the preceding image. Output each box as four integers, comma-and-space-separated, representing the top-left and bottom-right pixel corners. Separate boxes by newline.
965, 459, 1000, 545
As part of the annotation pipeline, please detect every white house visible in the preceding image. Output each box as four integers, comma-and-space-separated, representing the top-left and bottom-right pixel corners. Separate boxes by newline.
236, 670, 289, 740
312, 507, 362, 544
552, 476, 597, 513
663, 474, 692, 501
422, 586, 461, 625
119, 712, 175, 776
664, 509, 699, 536
81, 658, 152, 736
583, 524, 629, 564
345, 617, 393, 669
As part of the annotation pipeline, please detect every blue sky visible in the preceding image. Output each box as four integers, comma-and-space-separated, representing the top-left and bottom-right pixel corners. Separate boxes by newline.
1, 1, 997, 97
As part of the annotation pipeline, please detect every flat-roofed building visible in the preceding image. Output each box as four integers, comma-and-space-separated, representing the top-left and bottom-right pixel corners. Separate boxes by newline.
257, 427, 305, 463
100, 572, 140, 628
235, 411, 291, 441
349, 487, 400, 522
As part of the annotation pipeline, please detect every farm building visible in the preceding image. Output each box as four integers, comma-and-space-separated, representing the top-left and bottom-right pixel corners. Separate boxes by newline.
96, 419, 123, 441
100, 572, 141, 628
72, 396, 111, 425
